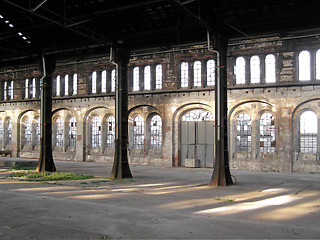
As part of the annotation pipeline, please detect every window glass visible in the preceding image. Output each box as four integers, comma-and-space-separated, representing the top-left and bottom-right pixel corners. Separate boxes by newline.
64, 75, 69, 96
69, 117, 76, 147
92, 71, 97, 94
73, 74, 77, 95
181, 62, 189, 88
155, 64, 162, 89
106, 116, 115, 148
235, 57, 246, 84
25, 79, 29, 99
265, 54, 276, 83
150, 115, 162, 150
92, 116, 101, 147
300, 111, 317, 153
24, 118, 31, 146
36, 118, 40, 146
193, 61, 202, 87
101, 70, 107, 93
144, 66, 151, 90
0, 119, 3, 146
260, 113, 276, 152
111, 69, 116, 92
236, 113, 252, 152
133, 115, 144, 149
3, 81, 7, 100
250, 55, 260, 84
182, 109, 213, 121
56, 75, 61, 96
207, 59, 215, 86
7, 118, 12, 146
299, 51, 311, 81
56, 118, 63, 146
133, 67, 140, 91
316, 50, 320, 80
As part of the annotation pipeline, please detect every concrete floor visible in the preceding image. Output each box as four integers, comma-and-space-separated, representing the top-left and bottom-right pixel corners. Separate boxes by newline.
0, 159, 319, 239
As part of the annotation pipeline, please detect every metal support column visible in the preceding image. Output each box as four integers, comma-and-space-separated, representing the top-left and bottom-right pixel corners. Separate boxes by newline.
209, 35, 233, 186
36, 56, 56, 172
110, 48, 133, 179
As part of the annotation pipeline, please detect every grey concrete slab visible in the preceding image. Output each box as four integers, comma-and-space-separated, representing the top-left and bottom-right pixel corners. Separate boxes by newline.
0, 159, 319, 239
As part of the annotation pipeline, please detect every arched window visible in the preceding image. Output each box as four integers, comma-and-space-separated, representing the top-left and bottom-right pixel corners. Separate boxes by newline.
260, 113, 276, 152
101, 70, 107, 93
299, 51, 311, 81
316, 50, 320, 80
181, 109, 213, 121
150, 115, 162, 150
73, 74, 77, 95
133, 67, 140, 91
207, 59, 215, 86
35, 118, 40, 146
30, 78, 36, 98
250, 55, 260, 84
3, 81, 7, 100
5, 118, 12, 147
56, 118, 63, 147
236, 113, 251, 152
111, 69, 116, 92
144, 65, 151, 90
265, 54, 276, 83
0, 118, 3, 146
180, 62, 189, 88
69, 117, 76, 147
56, 75, 61, 96
300, 111, 317, 153
193, 61, 202, 87
8, 81, 13, 100
235, 57, 246, 84
155, 64, 162, 89
133, 115, 144, 149
24, 118, 31, 146
24, 79, 29, 99
92, 71, 97, 94
64, 75, 69, 96
92, 116, 101, 147
106, 116, 115, 148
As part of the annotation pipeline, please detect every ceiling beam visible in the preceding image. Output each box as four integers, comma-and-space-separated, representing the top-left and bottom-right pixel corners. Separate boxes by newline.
166, 0, 218, 35
2, 0, 113, 46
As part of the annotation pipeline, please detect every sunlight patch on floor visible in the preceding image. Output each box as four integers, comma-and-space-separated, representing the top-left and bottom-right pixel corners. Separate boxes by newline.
195, 195, 296, 215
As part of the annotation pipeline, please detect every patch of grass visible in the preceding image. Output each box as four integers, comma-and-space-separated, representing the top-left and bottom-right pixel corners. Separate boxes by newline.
91, 180, 112, 184
8, 171, 94, 182
10, 165, 35, 171
225, 198, 235, 202
215, 196, 235, 202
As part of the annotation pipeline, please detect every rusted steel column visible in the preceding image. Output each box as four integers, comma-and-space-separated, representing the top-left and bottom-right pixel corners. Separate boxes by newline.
209, 36, 233, 186
36, 56, 56, 172
110, 48, 133, 179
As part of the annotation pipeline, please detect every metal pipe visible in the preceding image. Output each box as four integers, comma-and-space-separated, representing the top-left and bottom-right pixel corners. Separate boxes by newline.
32, 0, 47, 12
207, 30, 220, 140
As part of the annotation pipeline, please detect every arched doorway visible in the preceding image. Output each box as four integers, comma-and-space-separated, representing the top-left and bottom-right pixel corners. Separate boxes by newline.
180, 109, 214, 167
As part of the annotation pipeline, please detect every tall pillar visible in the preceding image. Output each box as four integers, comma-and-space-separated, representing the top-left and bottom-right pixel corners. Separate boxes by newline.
110, 48, 132, 179
36, 56, 56, 172
210, 35, 233, 186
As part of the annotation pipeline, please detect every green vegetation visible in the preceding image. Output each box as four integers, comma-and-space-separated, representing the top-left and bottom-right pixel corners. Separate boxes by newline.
10, 165, 35, 171
8, 171, 94, 182
215, 196, 235, 202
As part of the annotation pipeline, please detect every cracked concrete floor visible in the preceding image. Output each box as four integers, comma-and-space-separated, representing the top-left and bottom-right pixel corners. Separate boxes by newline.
0, 159, 319, 239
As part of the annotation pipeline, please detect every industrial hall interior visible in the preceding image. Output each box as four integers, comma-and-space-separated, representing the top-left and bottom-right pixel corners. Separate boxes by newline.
1, 0, 320, 177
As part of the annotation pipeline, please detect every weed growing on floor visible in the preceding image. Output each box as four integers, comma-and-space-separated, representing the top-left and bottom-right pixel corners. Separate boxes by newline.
8, 171, 94, 182
215, 196, 235, 202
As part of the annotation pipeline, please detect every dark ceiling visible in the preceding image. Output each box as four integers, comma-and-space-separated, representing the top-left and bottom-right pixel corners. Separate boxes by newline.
1, 0, 320, 67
